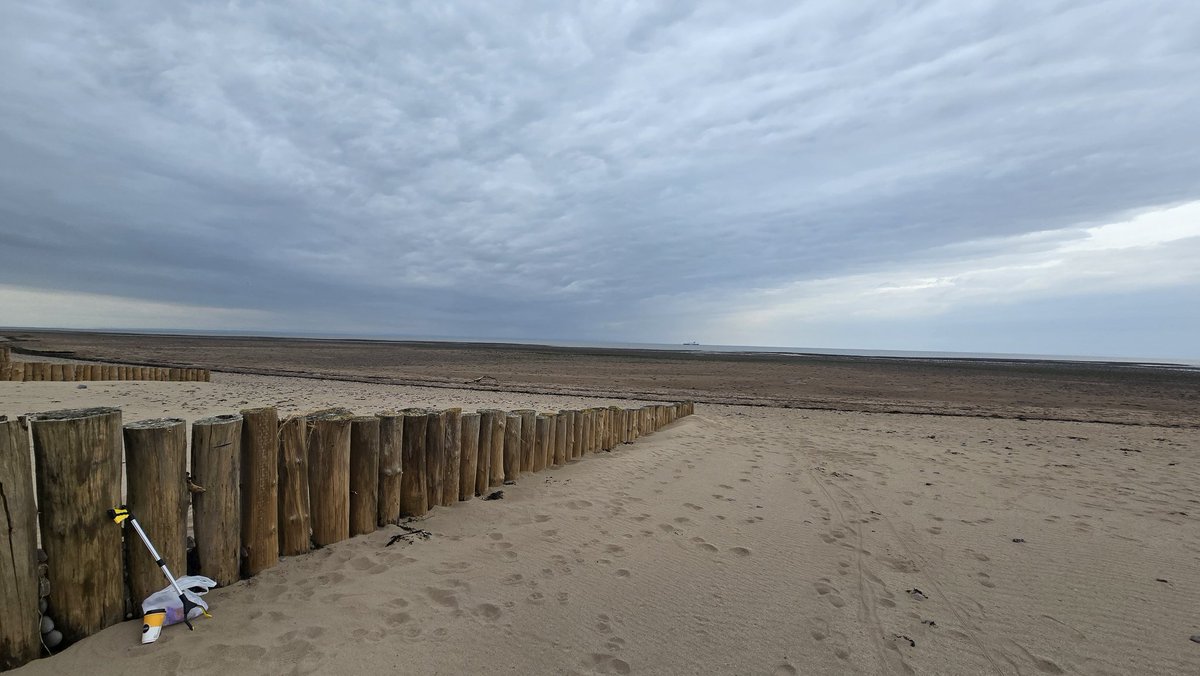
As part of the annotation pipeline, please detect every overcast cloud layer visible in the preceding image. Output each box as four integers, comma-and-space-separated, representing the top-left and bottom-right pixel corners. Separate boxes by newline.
2, 1, 1198, 359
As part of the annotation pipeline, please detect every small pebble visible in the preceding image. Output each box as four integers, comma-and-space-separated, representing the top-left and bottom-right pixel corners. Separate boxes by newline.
76, 384, 87, 389
40, 615, 54, 634
1012, 538, 1026, 543
1191, 634, 1200, 644
43, 629, 62, 648
38, 598, 47, 614
37, 549, 47, 563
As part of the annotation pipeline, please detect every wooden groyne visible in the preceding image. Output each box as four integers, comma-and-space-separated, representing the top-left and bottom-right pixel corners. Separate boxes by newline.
0, 399, 693, 670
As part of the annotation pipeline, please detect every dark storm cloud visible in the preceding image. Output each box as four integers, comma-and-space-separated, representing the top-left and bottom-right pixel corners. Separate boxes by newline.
1, 1, 1198, 348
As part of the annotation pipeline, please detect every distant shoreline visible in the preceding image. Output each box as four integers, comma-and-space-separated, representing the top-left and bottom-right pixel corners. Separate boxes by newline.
3, 326, 1196, 370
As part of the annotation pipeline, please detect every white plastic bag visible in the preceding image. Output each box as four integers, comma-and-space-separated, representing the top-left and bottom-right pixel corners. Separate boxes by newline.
141, 575, 216, 626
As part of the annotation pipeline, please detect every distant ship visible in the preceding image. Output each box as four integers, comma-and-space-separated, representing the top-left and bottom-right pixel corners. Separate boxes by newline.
682, 341, 700, 346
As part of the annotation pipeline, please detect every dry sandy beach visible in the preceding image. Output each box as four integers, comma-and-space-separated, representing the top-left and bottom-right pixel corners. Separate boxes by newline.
2, 335, 1198, 675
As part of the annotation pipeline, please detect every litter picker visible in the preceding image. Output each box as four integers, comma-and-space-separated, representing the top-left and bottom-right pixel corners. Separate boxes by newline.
107, 505, 205, 630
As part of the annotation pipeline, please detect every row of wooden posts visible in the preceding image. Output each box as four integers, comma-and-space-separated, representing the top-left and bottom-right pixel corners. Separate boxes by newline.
1, 359, 210, 383
0, 400, 694, 670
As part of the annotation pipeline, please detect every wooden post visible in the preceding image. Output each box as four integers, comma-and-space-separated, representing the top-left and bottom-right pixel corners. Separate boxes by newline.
400, 409, 429, 517
441, 408, 461, 508
61, 364, 75, 382
377, 412, 404, 526
475, 410, 492, 495
533, 414, 551, 472
581, 410, 593, 454
545, 413, 557, 469
240, 407, 279, 576
572, 411, 584, 459
503, 413, 521, 480
561, 410, 576, 461
277, 415, 311, 556
349, 416, 380, 536
192, 414, 242, 586
517, 410, 536, 474
307, 409, 352, 546
486, 410, 505, 487
30, 408, 124, 643
1, 416, 40, 669
22, 363, 34, 381
554, 412, 568, 466
0, 346, 8, 366
424, 410, 445, 508
459, 412, 480, 500
122, 418, 187, 610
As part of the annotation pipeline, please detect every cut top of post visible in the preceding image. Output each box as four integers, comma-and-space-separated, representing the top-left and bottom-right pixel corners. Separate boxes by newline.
30, 406, 121, 422
124, 417, 184, 429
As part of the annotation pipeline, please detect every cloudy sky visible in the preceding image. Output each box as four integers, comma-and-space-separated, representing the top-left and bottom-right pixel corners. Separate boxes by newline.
2, 1, 1198, 359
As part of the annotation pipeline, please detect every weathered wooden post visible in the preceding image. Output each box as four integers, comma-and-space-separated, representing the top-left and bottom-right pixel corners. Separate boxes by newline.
610, 407, 623, 448
307, 409, 352, 546
30, 408, 124, 643
554, 412, 568, 466
441, 408, 461, 508
123, 418, 187, 611
546, 413, 558, 468
459, 412, 480, 500
0, 345, 8, 367
277, 415, 311, 556
486, 410, 505, 487
518, 410, 536, 474
240, 407, 279, 576
424, 410, 446, 508
1, 416, 40, 669
377, 412, 404, 526
475, 410, 492, 496
349, 415, 380, 536
192, 414, 242, 586
581, 409, 594, 454
572, 410, 584, 459
533, 414, 551, 472
61, 364, 75, 382
561, 410, 576, 461
503, 413, 521, 480
400, 409, 429, 517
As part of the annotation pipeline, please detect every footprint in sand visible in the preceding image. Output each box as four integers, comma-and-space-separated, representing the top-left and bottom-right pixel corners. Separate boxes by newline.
728, 546, 752, 557
588, 653, 631, 675
475, 603, 502, 620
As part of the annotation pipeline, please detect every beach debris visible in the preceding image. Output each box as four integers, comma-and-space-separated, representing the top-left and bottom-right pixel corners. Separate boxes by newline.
186, 473, 206, 494
385, 524, 432, 546
1190, 634, 1200, 644
1012, 538, 1026, 543
76, 384, 87, 389
922, 619, 937, 627
893, 634, 916, 647
466, 375, 498, 384
485, 490, 505, 501
503, 480, 516, 486
906, 588, 927, 601
1156, 578, 1171, 584
109, 506, 206, 630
